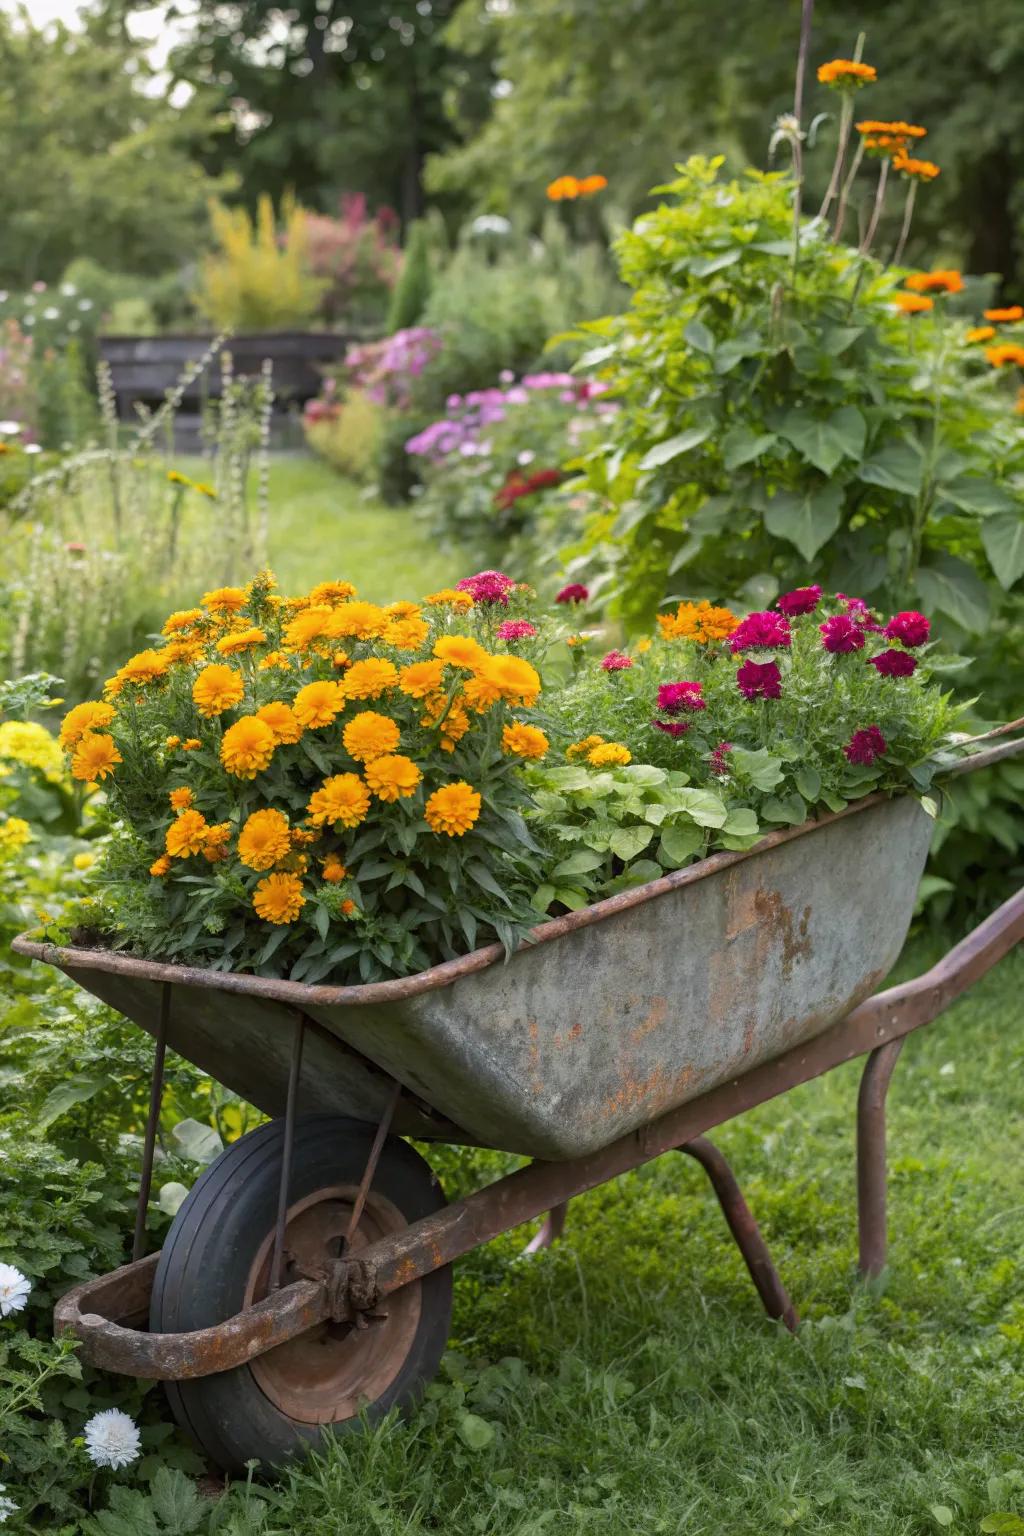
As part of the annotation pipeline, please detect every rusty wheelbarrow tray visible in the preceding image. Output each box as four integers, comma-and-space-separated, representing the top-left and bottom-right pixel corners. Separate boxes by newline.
11, 735, 1024, 1472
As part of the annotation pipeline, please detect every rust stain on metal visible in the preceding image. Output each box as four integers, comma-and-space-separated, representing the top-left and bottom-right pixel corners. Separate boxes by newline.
629, 995, 668, 1046
752, 890, 813, 980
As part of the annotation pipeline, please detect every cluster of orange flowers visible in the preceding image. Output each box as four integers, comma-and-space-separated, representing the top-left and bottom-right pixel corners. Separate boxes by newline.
817, 58, 876, 88
546, 174, 608, 202
656, 600, 740, 645
892, 268, 963, 316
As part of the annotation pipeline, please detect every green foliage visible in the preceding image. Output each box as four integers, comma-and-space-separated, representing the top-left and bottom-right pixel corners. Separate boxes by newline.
303, 390, 385, 483
195, 195, 327, 333
388, 220, 434, 333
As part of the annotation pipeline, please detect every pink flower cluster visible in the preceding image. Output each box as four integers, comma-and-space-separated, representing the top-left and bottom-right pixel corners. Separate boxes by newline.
845, 726, 887, 765
457, 570, 516, 605
556, 582, 589, 605
345, 327, 441, 412
404, 374, 614, 463
496, 619, 537, 642
736, 659, 782, 700
729, 611, 791, 653
652, 680, 705, 738
601, 650, 633, 672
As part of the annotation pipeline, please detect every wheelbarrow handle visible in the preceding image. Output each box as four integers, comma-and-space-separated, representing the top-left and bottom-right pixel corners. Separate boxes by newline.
937, 716, 1024, 779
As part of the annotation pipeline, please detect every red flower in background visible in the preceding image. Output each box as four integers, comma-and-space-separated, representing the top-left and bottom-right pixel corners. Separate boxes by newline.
652, 719, 689, 737
657, 681, 706, 714
884, 610, 930, 647
845, 726, 887, 765
456, 570, 516, 605
601, 650, 633, 671
709, 742, 733, 776
729, 611, 791, 652
736, 659, 782, 699
819, 614, 865, 653
494, 467, 563, 510
870, 649, 917, 677
496, 620, 538, 642
556, 582, 589, 604
776, 584, 822, 616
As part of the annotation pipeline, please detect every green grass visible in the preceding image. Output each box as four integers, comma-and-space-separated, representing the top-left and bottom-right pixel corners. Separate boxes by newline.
256, 942, 1024, 1535
253, 455, 461, 599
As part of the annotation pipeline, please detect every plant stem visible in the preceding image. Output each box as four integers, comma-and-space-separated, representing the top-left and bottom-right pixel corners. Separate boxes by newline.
818, 93, 853, 222
790, 0, 816, 282
859, 156, 889, 255
833, 138, 864, 242
891, 179, 918, 268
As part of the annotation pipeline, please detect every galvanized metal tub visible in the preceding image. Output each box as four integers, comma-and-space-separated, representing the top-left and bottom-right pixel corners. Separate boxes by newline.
14, 794, 932, 1160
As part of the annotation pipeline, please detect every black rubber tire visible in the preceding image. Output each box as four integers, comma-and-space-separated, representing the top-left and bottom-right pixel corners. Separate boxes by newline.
150, 1114, 452, 1474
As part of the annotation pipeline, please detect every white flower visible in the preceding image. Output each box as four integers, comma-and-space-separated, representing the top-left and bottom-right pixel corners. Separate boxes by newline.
0, 1485, 17, 1524
0, 1262, 31, 1317
0, 421, 21, 436
42, 307, 59, 320
470, 213, 511, 237
61, 282, 77, 296
517, 449, 535, 466
83, 1408, 142, 1469
24, 444, 42, 455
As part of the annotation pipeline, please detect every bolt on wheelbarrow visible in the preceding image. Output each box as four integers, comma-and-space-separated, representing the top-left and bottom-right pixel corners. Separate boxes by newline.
12, 733, 1024, 1473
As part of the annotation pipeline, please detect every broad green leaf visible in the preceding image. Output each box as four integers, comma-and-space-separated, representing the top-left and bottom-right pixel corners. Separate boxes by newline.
940, 477, 1018, 517
672, 787, 728, 827
158, 1182, 190, 1217
37, 1075, 103, 1130
618, 764, 668, 785
553, 887, 590, 910
722, 427, 776, 471
730, 747, 786, 792
576, 342, 617, 368
721, 807, 759, 837
531, 883, 557, 914
795, 766, 821, 801
683, 317, 714, 352
916, 556, 991, 634
929, 1508, 954, 1529
550, 848, 605, 877
456, 1412, 496, 1451
980, 513, 1024, 589
857, 441, 923, 496
172, 1119, 223, 1165
689, 248, 742, 277
776, 405, 866, 475
819, 324, 864, 355
609, 824, 654, 862
659, 822, 704, 866
761, 794, 808, 825
764, 482, 843, 561
638, 424, 712, 471
980, 1516, 1024, 1534
150, 1465, 206, 1532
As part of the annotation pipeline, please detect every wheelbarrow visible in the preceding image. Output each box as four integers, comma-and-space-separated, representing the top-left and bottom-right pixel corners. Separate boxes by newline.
12, 734, 1024, 1473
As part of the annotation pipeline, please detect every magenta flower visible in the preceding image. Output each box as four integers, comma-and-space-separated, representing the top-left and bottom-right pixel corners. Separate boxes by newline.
729, 611, 791, 653
845, 726, 887, 765
819, 614, 865, 653
776, 584, 821, 617
555, 582, 589, 604
736, 659, 782, 700
870, 648, 917, 678
709, 741, 733, 776
456, 569, 516, 605
601, 650, 633, 671
656, 681, 706, 715
497, 620, 538, 642
652, 719, 689, 737
837, 593, 870, 616
884, 610, 930, 647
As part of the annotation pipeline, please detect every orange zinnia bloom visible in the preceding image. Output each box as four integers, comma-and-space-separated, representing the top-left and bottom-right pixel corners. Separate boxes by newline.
892, 153, 940, 181
983, 305, 1024, 323
985, 343, 1024, 368
577, 174, 609, 195
905, 270, 963, 295
965, 326, 996, 344
546, 175, 580, 202
817, 58, 877, 87
893, 293, 934, 314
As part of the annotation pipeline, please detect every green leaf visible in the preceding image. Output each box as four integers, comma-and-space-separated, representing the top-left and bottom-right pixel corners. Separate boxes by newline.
929, 1507, 954, 1529
730, 747, 785, 792
531, 883, 556, 914
638, 424, 712, 471
618, 763, 668, 785
761, 794, 808, 825
683, 317, 714, 352
764, 482, 843, 560
456, 1412, 496, 1451
795, 766, 821, 801
150, 1464, 207, 1533
671, 787, 728, 827
776, 405, 866, 475
550, 848, 605, 877
857, 441, 923, 496
171, 1119, 223, 1165
980, 514, 1024, 590
941, 477, 1018, 516
553, 886, 590, 910
37, 1075, 103, 1130
659, 823, 704, 866
916, 556, 991, 634
721, 807, 759, 837
980, 1516, 1024, 1534
609, 824, 654, 862
158, 1182, 190, 1218
722, 427, 776, 471
689, 249, 742, 277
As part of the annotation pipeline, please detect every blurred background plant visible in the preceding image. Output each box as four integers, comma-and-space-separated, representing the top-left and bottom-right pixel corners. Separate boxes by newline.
194, 194, 327, 333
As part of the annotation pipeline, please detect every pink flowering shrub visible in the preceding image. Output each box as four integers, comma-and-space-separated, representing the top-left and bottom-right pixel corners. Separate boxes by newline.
303, 194, 401, 327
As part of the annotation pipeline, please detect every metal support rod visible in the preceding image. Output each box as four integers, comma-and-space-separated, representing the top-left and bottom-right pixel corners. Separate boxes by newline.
857, 1038, 904, 1278
132, 983, 171, 1263
523, 1201, 569, 1254
341, 1078, 403, 1255
269, 1013, 306, 1293
679, 1138, 798, 1331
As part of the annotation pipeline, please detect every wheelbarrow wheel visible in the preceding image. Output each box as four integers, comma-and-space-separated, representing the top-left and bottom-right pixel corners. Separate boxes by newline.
150, 1113, 452, 1474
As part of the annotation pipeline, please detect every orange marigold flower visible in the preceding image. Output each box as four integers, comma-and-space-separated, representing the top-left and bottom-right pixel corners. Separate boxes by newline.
817, 58, 877, 87
425, 588, 474, 609
657, 600, 739, 643
165, 808, 210, 858
501, 722, 550, 760
567, 734, 605, 760
307, 773, 371, 829
165, 735, 181, 749
164, 638, 206, 666
383, 614, 430, 650
202, 586, 247, 613
588, 742, 631, 767
255, 700, 304, 744
343, 710, 401, 762
966, 326, 996, 343
905, 270, 963, 294
893, 292, 934, 314
341, 658, 399, 701
259, 650, 291, 671
253, 871, 305, 925
169, 787, 193, 813
478, 654, 541, 708
322, 853, 346, 883
307, 580, 358, 606
220, 717, 276, 779
149, 854, 171, 877
892, 152, 940, 181
333, 651, 351, 669
341, 898, 357, 916
292, 680, 345, 728
162, 608, 203, 636
182, 738, 201, 751
70, 731, 122, 782
193, 664, 245, 718
364, 753, 422, 803
856, 119, 926, 140
577, 173, 609, 195
216, 626, 266, 656
985, 343, 1024, 368
440, 700, 471, 751
425, 781, 482, 837
238, 807, 291, 871
202, 822, 232, 862
546, 175, 580, 201
106, 648, 171, 695
462, 672, 503, 713
983, 305, 1024, 323
433, 634, 488, 670
284, 606, 335, 651
324, 601, 388, 641
399, 659, 445, 699
60, 700, 115, 749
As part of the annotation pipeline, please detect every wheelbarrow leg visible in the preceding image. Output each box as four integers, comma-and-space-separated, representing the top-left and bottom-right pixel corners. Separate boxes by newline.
856, 1038, 904, 1278
132, 983, 172, 1263
523, 1201, 569, 1253
678, 1137, 798, 1331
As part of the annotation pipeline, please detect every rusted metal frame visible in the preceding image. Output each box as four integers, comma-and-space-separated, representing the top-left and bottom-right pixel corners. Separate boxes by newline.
856, 1040, 904, 1278
678, 1138, 798, 1330
269, 1012, 306, 1294
523, 1202, 568, 1253
132, 983, 172, 1264
53, 887, 1024, 1380
340, 1078, 403, 1257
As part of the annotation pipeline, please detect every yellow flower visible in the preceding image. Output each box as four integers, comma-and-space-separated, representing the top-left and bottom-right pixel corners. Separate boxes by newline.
425, 588, 474, 609
162, 608, 203, 636
0, 721, 65, 783
71, 732, 122, 782
238, 808, 291, 871
107, 648, 170, 695
216, 627, 266, 656
636, 637, 652, 654
220, 717, 276, 779
182, 738, 201, 751
165, 735, 181, 749
307, 580, 358, 606
325, 601, 389, 641
342, 658, 399, 701
167, 469, 191, 486
169, 787, 194, 813
462, 673, 502, 713
255, 701, 303, 744
284, 606, 334, 651
149, 854, 171, 876
588, 742, 631, 767
383, 614, 430, 650
307, 773, 371, 829
194, 481, 216, 499
60, 700, 116, 749
425, 782, 482, 837
433, 634, 487, 670
165, 808, 210, 858
966, 326, 996, 344
253, 871, 305, 925
399, 659, 445, 699
73, 851, 95, 870
343, 710, 401, 762
0, 817, 32, 857
440, 700, 471, 751
817, 58, 877, 87
364, 753, 422, 803
567, 734, 605, 759
501, 722, 549, 760
477, 654, 541, 707
657, 600, 739, 644
321, 853, 346, 882
202, 586, 247, 613
203, 822, 232, 862
292, 680, 345, 728
258, 650, 291, 671
164, 638, 206, 665
193, 665, 245, 718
